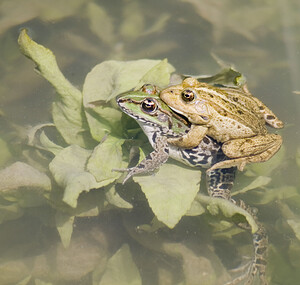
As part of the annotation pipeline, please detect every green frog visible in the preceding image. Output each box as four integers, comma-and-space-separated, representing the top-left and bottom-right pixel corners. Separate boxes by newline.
160, 77, 283, 172
116, 84, 268, 285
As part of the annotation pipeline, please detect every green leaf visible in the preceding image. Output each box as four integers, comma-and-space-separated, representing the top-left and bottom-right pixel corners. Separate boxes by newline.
137, 59, 175, 88
133, 163, 201, 228
16, 276, 31, 285
18, 29, 91, 147
0, 137, 12, 167
83, 59, 175, 141
0, 162, 51, 208
86, 3, 115, 44
231, 176, 271, 196
99, 244, 142, 285
0, 162, 51, 193
0, 204, 24, 224
55, 211, 74, 248
105, 185, 132, 209
49, 145, 104, 208
34, 279, 53, 285
253, 186, 298, 205
27, 123, 64, 155
287, 219, 300, 241
119, 0, 144, 39
194, 194, 258, 233
289, 240, 300, 268
87, 136, 126, 186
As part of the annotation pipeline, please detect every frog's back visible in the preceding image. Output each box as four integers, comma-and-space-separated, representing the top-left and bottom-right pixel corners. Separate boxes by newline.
196, 83, 267, 134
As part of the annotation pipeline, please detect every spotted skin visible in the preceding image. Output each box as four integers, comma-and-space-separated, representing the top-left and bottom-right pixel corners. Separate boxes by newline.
115, 85, 269, 284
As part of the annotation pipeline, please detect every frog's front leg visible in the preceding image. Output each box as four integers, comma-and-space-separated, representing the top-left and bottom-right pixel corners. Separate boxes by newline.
209, 133, 282, 171
167, 124, 208, 149
114, 136, 169, 184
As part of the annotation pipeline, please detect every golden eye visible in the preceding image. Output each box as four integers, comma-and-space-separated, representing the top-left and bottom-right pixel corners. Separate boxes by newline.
141, 98, 158, 114
181, 89, 196, 102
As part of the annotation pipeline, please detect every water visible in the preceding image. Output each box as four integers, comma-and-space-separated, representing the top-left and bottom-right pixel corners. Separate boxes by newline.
0, 0, 299, 284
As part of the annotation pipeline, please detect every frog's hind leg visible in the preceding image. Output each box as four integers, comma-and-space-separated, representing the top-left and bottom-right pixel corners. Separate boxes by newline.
206, 167, 236, 201
208, 133, 282, 171
206, 169, 269, 285
232, 200, 268, 285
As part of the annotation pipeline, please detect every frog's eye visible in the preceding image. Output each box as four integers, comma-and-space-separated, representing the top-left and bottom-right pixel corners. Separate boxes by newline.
141, 98, 158, 114
181, 89, 196, 102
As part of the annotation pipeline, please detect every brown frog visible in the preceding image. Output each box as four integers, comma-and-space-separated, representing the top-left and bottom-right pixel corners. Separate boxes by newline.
160, 77, 284, 171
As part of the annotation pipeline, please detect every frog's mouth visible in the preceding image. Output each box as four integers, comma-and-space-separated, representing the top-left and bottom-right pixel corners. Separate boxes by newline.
168, 107, 191, 127
169, 106, 209, 123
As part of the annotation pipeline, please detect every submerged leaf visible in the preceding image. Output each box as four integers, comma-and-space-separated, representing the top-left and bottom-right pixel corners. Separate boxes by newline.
0, 137, 12, 167
18, 29, 90, 147
27, 123, 63, 155
87, 136, 126, 186
49, 145, 104, 208
195, 194, 258, 233
34, 279, 53, 285
133, 163, 201, 228
16, 275, 32, 285
232, 176, 271, 196
86, 2, 115, 44
287, 219, 300, 241
55, 212, 75, 248
99, 244, 142, 285
105, 185, 132, 209
0, 162, 51, 194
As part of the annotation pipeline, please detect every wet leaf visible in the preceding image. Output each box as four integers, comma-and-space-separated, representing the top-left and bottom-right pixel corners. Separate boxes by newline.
99, 244, 142, 285
86, 2, 115, 44
297, 147, 300, 169
0, 162, 51, 212
55, 212, 75, 248
0, 137, 12, 167
143, 13, 170, 36
18, 29, 90, 147
27, 124, 63, 155
105, 185, 132, 209
0, 162, 51, 193
288, 240, 300, 268
17, 276, 31, 285
0, 204, 24, 224
254, 186, 298, 205
134, 163, 201, 228
34, 279, 53, 285
119, 0, 144, 39
232, 176, 271, 196
137, 59, 175, 88
87, 136, 126, 186
49, 145, 104, 208
287, 219, 300, 241
195, 194, 258, 233
83, 59, 174, 141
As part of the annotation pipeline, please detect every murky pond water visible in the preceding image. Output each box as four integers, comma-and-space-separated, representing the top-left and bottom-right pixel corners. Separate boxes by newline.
0, 0, 300, 284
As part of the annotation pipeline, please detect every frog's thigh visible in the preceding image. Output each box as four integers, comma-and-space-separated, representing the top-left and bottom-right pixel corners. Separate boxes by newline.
222, 134, 282, 158
210, 134, 282, 171
167, 125, 208, 149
